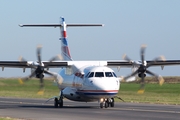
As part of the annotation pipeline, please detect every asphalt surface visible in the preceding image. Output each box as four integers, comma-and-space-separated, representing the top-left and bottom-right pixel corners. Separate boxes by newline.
0, 97, 180, 120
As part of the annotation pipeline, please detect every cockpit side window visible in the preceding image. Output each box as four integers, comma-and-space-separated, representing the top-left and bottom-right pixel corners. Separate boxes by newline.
105, 72, 113, 77
85, 72, 90, 78
95, 72, 104, 77
88, 72, 94, 78
112, 72, 117, 77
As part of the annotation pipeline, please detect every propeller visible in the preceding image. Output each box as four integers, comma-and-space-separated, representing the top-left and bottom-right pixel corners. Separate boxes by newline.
19, 45, 62, 95
123, 45, 165, 94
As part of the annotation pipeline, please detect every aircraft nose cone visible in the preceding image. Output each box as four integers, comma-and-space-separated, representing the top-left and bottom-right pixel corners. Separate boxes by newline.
93, 78, 119, 91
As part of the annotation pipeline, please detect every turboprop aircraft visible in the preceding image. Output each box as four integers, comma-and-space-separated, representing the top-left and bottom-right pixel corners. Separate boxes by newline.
1, 17, 180, 108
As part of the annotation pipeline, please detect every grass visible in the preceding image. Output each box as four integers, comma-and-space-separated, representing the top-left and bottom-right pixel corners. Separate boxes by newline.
0, 78, 59, 99
0, 77, 180, 105
118, 83, 180, 105
0, 117, 22, 120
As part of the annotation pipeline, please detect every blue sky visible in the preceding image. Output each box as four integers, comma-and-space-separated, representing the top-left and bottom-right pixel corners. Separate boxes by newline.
0, 0, 180, 77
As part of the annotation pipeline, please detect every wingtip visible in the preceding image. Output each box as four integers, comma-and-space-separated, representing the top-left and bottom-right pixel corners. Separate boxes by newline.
19, 24, 23, 27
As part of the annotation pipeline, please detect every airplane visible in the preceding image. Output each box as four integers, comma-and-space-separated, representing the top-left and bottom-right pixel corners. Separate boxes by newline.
1, 17, 180, 109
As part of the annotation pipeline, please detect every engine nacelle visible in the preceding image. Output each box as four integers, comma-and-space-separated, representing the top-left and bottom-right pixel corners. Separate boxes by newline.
138, 74, 146, 78
31, 67, 44, 78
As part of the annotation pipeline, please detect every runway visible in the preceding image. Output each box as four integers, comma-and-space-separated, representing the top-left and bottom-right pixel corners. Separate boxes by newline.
0, 97, 180, 120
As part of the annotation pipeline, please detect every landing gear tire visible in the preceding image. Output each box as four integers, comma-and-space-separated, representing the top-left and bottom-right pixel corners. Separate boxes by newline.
110, 102, 114, 107
99, 98, 115, 109
104, 101, 108, 108
54, 98, 58, 108
110, 98, 114, 107
59, 99, 63, 108
100, 102, 103, 108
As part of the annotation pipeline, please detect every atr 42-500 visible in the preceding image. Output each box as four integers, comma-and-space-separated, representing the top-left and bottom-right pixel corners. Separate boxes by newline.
1, 17, 180, 108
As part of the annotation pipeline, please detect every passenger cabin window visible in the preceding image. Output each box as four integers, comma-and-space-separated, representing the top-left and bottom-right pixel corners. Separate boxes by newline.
95, 72, 104, 77
105, 72, 113, 77
88, 72, 94, 78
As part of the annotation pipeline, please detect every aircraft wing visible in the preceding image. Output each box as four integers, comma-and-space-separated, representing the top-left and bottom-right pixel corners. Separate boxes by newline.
0, 61, 68, 68
41, 60, 180, 68
0, 60, 180, 69
107, 60, 180, 67
106, 61, 133, 67
146, 60, 180, 66
0, 61, 31, 68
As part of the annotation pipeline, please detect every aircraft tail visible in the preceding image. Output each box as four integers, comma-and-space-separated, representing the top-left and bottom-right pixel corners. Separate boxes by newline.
60, 17, 72, 61
19, 17, 104, 61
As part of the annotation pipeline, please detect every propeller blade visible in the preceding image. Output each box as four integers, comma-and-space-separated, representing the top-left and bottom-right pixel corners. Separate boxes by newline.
146, 70, 164, 86
140, 44, 146, 65
37, 45, 42, 66
122, 54, 132, 62
147, 55, 166, 68
158, 75, 164, 86
18, 56, 27, 61
153, 55, 166, 61
39, 74, 44, 89
146, 70, 157, 76
124, 69, 139, 80
49, 54, 63, 62
44, 70, 55, 76
137, 73, 145, 94
19, 71, 36, 84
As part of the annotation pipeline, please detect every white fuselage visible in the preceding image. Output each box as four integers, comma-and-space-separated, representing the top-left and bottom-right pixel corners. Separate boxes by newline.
55, 66, 120, 102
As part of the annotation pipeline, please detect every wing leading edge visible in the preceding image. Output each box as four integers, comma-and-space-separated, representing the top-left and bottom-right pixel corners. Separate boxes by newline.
0, 60, 180, 69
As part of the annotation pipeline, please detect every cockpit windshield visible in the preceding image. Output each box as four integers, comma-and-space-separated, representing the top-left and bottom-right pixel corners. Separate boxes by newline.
112, 72, 117, 77
105, 72, 113, 77
95, 72, 104, 77
87, 72, 117, 78
88, 72, 94, 78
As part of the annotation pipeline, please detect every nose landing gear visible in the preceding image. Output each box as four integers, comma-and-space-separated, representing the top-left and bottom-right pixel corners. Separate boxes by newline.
99, 98, 114, 108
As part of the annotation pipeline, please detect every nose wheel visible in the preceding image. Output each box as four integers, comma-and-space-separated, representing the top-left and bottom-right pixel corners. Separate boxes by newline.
100, 98, 114, 108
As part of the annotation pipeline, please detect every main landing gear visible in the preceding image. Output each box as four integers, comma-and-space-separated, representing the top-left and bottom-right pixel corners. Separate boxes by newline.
99, 98, 114, 108
54, 92, 63, 108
